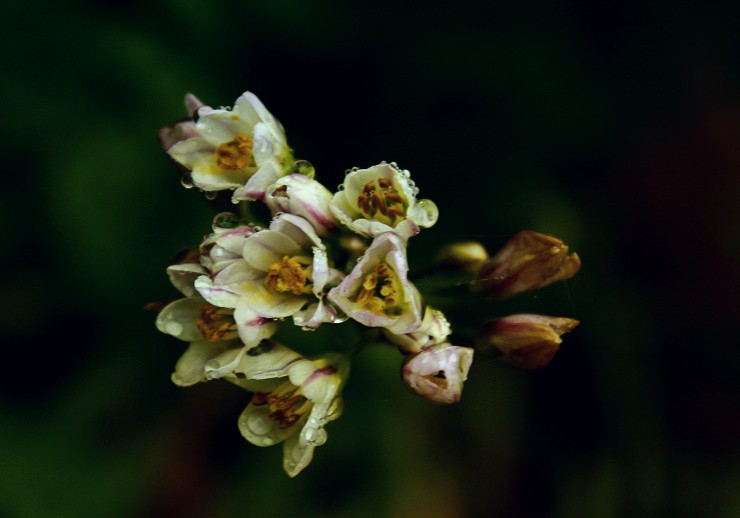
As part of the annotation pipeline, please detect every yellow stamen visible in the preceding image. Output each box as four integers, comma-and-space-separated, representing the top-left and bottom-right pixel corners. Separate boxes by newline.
356, 262, 402, 316
264, 256, 311, 295
215, 134, 253, 170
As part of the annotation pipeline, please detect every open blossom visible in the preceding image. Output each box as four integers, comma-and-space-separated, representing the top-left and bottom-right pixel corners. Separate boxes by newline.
401, 343, 474, 404
264, 173, 338, 236
156, 262, 273, 387
472, 230, 581, 298
328, 232, 423, 334
167, 91, 292, 201
330, 162, 438, 239
195, 213, 342, 328
233, 342, 349, 477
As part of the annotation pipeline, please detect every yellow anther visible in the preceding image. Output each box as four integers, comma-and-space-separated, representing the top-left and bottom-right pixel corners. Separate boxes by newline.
264, 256, 310, 295
215, 134, 253, 170
356, 262, 402, 315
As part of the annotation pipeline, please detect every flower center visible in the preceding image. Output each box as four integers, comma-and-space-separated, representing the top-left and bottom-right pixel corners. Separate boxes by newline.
197, 305, 238, 341
215, 134, 253, 170
356, 262, 402, 316
264, 256, 311, 295
356, 178, 407, 225
251, 384, 311, 429
423, 370, 449, 388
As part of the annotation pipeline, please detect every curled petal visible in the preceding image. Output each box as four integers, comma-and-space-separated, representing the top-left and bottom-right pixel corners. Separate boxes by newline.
401, 344, 474, 404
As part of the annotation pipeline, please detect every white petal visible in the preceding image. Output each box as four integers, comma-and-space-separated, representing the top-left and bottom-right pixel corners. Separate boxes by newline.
156, 297, 205, 341
242, 230, 301, 271
282, 431, 315, 477
171, 340, 235, 387
194, 276, 241, 308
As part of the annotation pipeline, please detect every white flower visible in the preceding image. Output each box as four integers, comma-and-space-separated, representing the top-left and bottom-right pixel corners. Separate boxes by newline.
195, 213, 343, 328
327, 232, 423, 334
330, 162, 438, 239
156, 247, 277, 387
401, 343, 474, 404
233, 343, 349, 477
264, 174, 338, 236
167, 91, 291, 202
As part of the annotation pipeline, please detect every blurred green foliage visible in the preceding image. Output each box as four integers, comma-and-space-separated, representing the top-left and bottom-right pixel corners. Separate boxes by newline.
2, 0, 740, 517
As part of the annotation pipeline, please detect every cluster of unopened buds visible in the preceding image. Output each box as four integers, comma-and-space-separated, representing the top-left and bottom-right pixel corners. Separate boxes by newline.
153, 91, 582, 476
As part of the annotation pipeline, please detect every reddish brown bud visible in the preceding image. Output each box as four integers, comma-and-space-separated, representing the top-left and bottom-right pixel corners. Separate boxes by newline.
471, 230, 581, 298
475, 314, 579, 369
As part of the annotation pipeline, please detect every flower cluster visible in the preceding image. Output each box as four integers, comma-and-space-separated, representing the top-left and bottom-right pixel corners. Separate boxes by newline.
153, 91, 582, 476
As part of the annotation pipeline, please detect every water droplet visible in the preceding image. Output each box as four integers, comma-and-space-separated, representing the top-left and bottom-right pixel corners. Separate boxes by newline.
180, 173, 194, 189
212, 212, 240, 230
203, 191, 218, 200
292, 160, 315, 178
337, 184, 345, 191
413, 199, 439, 228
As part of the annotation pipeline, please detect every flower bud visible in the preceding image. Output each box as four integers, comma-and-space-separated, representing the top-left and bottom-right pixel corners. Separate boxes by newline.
264, 174, 338, 236
475, 314, 579, 369
401, 344, 474, 404
436, 241, 489, 272
471, 230, 581, 298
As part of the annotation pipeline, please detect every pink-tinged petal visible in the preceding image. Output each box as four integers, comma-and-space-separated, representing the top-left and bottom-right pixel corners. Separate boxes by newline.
327, 232, 422, 334
401, 344, 474, 404
264, 175, 337, 236
234, 160, 283, 201
183, 93, 206, 117
194, 276, 241, 308
234, 300, 279, 344
269, 213, 323, 250
158, 120, 199, 151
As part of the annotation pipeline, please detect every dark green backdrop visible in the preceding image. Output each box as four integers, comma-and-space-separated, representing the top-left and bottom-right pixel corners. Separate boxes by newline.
2, 1, 739, 516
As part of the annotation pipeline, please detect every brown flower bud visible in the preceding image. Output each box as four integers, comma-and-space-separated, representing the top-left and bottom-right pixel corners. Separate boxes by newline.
471, 230, 581, 298
475, 314, 579, 369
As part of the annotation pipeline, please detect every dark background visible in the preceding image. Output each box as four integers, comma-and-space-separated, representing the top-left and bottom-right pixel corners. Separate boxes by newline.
2, 1, 739, 516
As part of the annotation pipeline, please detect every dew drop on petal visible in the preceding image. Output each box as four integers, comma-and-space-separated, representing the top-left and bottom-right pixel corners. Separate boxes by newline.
203, 191, 218, 201
292, 160, 315, 178
413, 199, 439, 228
212, 212, 241, 230
241, 411, 273, 436
180, 173, 194, 189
